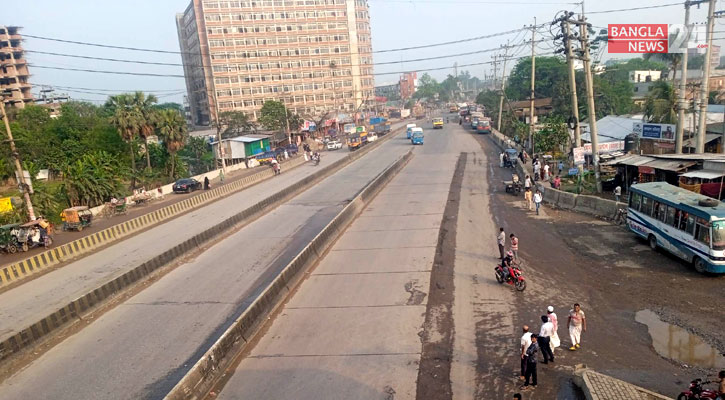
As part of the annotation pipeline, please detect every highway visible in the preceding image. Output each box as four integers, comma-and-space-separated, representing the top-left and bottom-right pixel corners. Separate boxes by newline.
0, 123, 407, 343
0, 126, 411, 399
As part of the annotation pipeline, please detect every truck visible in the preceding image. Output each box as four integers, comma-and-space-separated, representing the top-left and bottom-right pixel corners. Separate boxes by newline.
343, 123, 356, 135
412, 104, 425, 120
400, 109, 411, 119
346, 126, 369, 151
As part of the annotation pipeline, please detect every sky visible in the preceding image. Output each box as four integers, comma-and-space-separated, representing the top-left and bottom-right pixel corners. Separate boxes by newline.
4, 0, 725, 105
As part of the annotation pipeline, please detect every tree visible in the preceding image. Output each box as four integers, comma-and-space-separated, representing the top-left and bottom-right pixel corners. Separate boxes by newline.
413, 73, 441, 100
475, 89, 499, 119
258, 100, 300, 131
61, 151, 127, 207
157, 109, 189, 179
643, 81, 677, 124
107, 94, 141, 183
534, 115, 570, 153
179, 136, 213, 174
218, 110, 255, 139
643, 53, 680, 81
506, 57, 569, 102
155, 102, 184, 113
131, 91, 159, 170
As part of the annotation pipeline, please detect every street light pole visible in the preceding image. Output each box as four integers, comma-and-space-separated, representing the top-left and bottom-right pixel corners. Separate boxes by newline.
0, 97, 36, 220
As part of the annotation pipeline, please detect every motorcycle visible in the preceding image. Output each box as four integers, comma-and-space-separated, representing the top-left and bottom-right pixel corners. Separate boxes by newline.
311, 152, 320, 166
677, 379, 719, 400
494, 263, 527, 291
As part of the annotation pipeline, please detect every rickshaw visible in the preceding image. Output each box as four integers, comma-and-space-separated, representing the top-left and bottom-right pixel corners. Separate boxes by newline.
62, 206, 93, 231
0, 223, 26, 254
504, 173, 522, 195
17, 219, 52, 249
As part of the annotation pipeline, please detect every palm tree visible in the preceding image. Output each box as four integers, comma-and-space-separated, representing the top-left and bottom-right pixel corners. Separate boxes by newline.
644, 81, 677, 124
107, 94, 141, 180
643, 53, 681, 82
131, 91, 159, 170
158, 109, 188, 179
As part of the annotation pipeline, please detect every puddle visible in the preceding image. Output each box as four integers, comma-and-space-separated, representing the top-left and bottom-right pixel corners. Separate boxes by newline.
635, 309, 725, 369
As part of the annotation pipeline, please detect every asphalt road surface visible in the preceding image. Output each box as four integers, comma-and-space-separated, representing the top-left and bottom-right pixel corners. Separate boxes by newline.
0, 128, 410, 399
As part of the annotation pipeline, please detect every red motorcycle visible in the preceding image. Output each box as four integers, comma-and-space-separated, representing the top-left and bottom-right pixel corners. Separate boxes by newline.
494, 263, 526, 291
678, 379, 719, 400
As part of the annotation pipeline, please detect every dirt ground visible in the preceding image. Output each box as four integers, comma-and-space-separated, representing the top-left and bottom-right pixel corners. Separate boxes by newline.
467, 131, 725, 399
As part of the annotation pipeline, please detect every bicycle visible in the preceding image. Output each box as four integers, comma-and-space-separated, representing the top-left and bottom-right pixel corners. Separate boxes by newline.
614, 208, 627, 225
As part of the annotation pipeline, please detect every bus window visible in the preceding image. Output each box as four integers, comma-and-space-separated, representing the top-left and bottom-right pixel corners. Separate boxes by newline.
679, 211, 689, 231
666, 206, 676, 226
630, 192, 641, 210
712, 220, 725, 250
686, 214, 696, 234
652, 201, 662, 219
695, 222, 711, 246
641, 196, 652, 216
658, 204, 668, 222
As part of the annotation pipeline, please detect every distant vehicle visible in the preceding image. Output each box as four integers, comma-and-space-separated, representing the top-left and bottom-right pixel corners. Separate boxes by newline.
627, 182, 725, 274
343, 123, 356, 135
476, 119, 492, 134
347, 127, 368, 151
449, 105, 458, 113
433, 117, 444, 129
406, 123, 417, 139
411, 127, 424, 145
61, 206, 93, 232
368, 133, 378, 142
173, 178, 202, 193
254, 151, 277, 164
326, 140, 343, 150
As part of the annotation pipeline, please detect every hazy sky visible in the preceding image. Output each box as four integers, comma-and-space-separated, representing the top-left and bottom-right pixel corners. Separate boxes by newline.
4, 0, 723, 104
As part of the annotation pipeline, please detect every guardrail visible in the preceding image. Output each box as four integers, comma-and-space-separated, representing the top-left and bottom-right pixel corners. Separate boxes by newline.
164, 150, 413, 400
0, 125, 405, 364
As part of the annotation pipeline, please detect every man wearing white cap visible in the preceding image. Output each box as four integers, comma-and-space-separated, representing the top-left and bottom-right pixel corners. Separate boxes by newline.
547, 306, 560, 351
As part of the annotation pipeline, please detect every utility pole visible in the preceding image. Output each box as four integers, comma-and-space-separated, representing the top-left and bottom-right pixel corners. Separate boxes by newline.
496, 41, 510, 132
529, 19, 536, 154
676, 1, 700, 154
577, 14, 602, 193
0, 95, 36, 220
562, 16, 582, 148
696, 0, 716, 153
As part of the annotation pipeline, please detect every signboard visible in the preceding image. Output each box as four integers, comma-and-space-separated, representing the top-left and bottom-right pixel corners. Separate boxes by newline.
0, 197, 13, 213
573, 146, 586, 165
574, 141, 625, 160
633, 122, 675, 141
568, 168, 580, 176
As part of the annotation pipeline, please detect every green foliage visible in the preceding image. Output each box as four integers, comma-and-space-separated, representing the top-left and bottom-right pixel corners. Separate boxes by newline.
413, 73, 441, 100
179, 136, 213, 175
644, 81, 677, 124
0, 209, 24, 225
475, 89, 499, 117
157, 109, 189, 179
218, 110, 255, 139
30, 181, 65, 224
534, 115, 569, 153
506, 57, 569, 102
258, 100, 300, 131
155, 102, 184, 113
61, 151, 128, 207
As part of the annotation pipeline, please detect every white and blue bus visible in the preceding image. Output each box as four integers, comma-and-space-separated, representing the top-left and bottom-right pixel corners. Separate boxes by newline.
627, 182, 725, 274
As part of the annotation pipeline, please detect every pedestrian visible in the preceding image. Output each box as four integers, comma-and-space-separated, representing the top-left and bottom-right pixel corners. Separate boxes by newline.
203, 176, 210, 190
538, 315, 555, 363
614, 185, 622, 203
519, 325, 532, 380
543, 163, 550, 181
509, 233, 519, 262
524, 175, 531, 191
533, 160, 540, 182
500, 152, 505, 168
521, 334, 539, 390
533, 190, 543, 215
518, 151, 524, 164
498, 227, 506, 260
547, 306, 561, 352
524, 187, 533, 211
552, 175, 561, 190
568, 303, 587, 350
558, 160, 564, 173
522, 150, 529, 164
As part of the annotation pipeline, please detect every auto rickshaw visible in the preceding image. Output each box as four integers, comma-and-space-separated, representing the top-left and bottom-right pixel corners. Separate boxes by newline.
17, 219, 52, 249
62, 206, 93, 231
0, 223, 26, 254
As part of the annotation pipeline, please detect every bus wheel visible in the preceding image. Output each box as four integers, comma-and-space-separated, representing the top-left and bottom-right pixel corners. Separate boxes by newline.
648, 235, 657, 250
693, 257, 707, 274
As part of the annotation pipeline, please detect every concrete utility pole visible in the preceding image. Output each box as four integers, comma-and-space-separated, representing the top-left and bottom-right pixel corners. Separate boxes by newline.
0, 96, 36, 220
577, 15, 602, 193
529, 19, 536, 154
676, 1, 700, 153
696, 0, 716, 153
562, 17, 582, 148
496, 41, 510, 132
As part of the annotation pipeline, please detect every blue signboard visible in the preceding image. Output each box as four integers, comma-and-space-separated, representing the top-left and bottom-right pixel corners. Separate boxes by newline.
568, 168, 579, 176
634, 123, 675, 141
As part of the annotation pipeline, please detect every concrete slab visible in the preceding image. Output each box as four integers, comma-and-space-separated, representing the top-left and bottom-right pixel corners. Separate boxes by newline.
333, 228, 439, 250
287, 272, 429, 308
250, 306, 426, 357
349, 214, 442, 232
217, 354, 419, 400
317, 247, 436, 274
379, 184, 450, 196
363, 201, 447, 217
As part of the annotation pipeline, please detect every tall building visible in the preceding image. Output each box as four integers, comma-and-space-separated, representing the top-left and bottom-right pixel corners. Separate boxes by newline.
399, 72, 417, 100
176, 0, 374, 127
0, 26, 33, 109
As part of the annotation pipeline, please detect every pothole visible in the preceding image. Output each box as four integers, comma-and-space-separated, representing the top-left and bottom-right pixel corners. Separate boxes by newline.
635, 309, 725, 369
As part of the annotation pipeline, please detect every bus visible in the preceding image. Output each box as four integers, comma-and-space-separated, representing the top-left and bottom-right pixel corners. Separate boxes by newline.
627, 182, 725, 274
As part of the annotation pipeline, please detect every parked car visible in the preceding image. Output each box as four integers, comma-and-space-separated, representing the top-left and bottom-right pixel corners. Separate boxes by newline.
326, 140, 343, 150
173, 178, 202, 193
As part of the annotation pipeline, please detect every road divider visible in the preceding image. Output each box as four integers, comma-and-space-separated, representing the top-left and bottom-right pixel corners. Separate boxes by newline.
0, 125, 404, 365
164, 150, 413, 400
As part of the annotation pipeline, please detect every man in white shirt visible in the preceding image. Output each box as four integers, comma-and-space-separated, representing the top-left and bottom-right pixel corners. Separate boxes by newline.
498, 227, 506, 260
520, 325, 532, 380
539, 315, 555, 363
614, 185, 622, 202
543, 163, 550, 181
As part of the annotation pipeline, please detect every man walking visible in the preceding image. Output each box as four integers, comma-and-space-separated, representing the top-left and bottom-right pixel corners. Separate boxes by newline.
547, 306, 560, 352
543, 163, 550, 181
520, 325, 532, 380
509, 233, 519, 262
533, 190, 543, 215
538, 315, 555, 363
521, 334, 539, 390
498, 227, 506, 260
568, 303, 587, 350
533, 160, 540, 182
614, 185, 622, 203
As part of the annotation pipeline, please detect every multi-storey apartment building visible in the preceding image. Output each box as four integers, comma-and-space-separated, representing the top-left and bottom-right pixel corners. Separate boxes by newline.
176, 0, 374, 127
0, 26, 33, 109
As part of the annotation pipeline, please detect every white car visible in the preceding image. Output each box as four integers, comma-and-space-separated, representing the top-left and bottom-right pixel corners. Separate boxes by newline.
326, 140, 343, 150
368, 134, 378, 142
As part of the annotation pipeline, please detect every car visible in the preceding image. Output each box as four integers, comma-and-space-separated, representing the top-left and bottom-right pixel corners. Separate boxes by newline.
173, 178, 202, 193
326, 140, 343, 150
433, 117, 444, 129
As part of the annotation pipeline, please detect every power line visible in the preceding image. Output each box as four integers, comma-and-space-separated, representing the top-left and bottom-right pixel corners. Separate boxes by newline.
26, 50, 184, 67
587, 2, 681, 15
28, 65, 186, 78
33, 84, 185, 93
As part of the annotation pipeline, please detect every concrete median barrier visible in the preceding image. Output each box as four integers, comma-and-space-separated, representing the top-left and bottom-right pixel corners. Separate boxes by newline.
0, 125, 405, 364
163, 150, 413, 400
